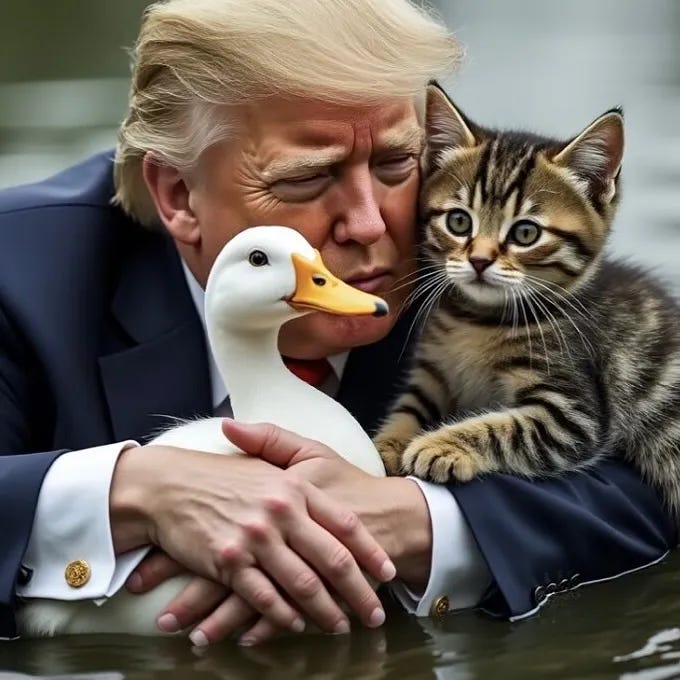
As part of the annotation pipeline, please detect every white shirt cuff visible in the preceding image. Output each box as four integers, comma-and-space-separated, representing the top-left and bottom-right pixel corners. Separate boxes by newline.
391, 478, 492, 616
17, 442, 150, 602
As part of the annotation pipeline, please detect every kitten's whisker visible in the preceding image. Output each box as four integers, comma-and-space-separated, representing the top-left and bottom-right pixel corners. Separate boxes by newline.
387, 266, 448, 295
399, 276, 452, 361
399, 272, 448, 312
522, 289, 551, 372
527, 282, 594, 358
391, 262, 445, 283
511, 290, 520, 337
525, 285, 578, 363
388, 273, 440, 294
525, 276, 598, 335
499, 288, 509, 326
398, 272, 448, 320
517, 291, 534, 367
524, 275, 596, 323
524, 288, 568, 361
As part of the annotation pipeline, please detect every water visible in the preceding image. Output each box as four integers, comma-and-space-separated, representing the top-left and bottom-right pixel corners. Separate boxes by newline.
4, 554, 680, 679
0, 1, 679, 678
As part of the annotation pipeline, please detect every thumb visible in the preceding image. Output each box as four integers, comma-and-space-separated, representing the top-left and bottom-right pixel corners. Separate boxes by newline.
221, 418, 334, 469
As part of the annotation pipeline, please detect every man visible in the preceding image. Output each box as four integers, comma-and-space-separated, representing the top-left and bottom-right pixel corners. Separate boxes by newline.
0, 0, 674, 647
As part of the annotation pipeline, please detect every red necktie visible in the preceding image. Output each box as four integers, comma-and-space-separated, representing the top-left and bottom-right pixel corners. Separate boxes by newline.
283, 357, 332, 387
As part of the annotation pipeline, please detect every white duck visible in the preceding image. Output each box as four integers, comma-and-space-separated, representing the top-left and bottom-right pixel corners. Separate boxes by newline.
19, 226, 387, 637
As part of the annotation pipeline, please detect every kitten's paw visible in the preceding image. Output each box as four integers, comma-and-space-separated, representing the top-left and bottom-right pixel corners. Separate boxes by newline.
402, 431, 486, 483
373, 436, 407, 476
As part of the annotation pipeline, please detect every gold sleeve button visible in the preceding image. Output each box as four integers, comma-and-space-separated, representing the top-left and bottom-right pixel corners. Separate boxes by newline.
430, 595, 450, 618
65, 560, 91, 588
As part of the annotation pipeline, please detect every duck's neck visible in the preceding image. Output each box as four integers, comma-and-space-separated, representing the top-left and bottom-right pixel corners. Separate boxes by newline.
208, 325, 304, 420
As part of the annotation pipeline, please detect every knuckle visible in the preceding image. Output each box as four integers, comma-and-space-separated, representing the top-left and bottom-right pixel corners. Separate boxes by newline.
217, 540, 244, 567
326, 546, 354, 577
242, 518, 271, 542
262, 422, 284, 451
251, 587, 277, 610
336, 511, 360, 537
263, 494, 292, 517
291, 570, 322, 599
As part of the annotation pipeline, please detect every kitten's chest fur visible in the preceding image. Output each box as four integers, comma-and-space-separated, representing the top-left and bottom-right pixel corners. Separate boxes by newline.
423, 311, 513, 412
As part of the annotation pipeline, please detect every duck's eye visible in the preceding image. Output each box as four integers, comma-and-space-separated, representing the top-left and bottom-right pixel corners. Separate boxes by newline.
446, 209, 473, 236
248, 250, 269, 267
509, 220, 541, 246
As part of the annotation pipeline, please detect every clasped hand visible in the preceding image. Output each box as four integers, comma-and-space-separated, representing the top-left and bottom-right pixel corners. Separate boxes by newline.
118, 419, 394, 646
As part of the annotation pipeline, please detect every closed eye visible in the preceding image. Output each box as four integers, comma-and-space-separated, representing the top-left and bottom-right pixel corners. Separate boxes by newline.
374, 154, 417, 184
270, 174, 331, 202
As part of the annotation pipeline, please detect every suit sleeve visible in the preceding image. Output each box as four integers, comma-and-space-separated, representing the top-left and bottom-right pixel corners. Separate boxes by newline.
449, 459, 677, 620
0, 302, 67, 637
0, 302, 150, 639
0, 452, 64, 638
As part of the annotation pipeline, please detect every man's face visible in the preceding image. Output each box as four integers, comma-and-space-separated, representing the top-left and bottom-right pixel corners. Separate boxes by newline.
184, 96, 422, 358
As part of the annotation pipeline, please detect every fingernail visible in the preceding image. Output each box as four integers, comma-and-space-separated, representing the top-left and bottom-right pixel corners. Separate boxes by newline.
332, 620, 350, 635
368, 607, 385, 628
126, 572, 143, 591
238, 636, 257, 647
291, 617, 306, 633
189, 629, 209, 647
157, 613, 180, 633
380, 559, 397, 581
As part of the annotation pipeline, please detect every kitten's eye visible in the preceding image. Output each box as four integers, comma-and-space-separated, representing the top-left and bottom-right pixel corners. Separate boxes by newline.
509, 220, 541, 246
248, 250, 269, 267
446, 209, 473, 236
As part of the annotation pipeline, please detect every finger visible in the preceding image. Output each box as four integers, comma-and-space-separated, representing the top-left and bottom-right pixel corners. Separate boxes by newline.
238, 616, 285, 647
289, 513, 386, 631
156, 576, 228, 633
230, 567, 306, 633
188, 593, 256, 647
305, 483, 396, 583
222, 419, 333, 468
248, 530, 350, 634
126, 551, 185, 593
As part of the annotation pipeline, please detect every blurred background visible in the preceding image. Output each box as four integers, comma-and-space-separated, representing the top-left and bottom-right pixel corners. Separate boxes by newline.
1, 0, 678, 288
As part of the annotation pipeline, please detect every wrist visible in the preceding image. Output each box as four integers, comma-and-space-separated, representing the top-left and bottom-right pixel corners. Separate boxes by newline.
109, 445, 157, 553
363, 477, 432, 590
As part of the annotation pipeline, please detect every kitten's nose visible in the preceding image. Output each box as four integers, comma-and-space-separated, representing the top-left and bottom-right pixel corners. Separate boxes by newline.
469, 256, 494, 275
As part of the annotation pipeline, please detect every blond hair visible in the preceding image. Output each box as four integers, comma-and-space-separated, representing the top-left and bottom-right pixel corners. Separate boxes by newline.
114, 0, 463, 225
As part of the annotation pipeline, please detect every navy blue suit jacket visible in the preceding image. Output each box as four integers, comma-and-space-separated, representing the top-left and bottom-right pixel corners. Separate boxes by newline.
0, 152, 674, 637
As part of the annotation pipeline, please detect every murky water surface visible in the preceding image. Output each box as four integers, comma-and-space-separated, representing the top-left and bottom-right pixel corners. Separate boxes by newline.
0, 1, 678, 678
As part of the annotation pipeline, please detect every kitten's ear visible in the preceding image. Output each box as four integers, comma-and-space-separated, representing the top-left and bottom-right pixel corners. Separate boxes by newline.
425, 82, 479, 172
553, 108, 624, 204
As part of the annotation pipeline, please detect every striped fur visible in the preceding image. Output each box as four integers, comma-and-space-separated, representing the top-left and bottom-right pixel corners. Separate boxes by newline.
375, 84, 680, 522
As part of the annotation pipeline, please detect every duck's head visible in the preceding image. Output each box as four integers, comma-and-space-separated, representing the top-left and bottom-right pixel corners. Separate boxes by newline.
205, 226, 389, 332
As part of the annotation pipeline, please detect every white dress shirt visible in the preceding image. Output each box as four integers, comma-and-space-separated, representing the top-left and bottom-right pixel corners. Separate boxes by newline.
17, 263, 491, 616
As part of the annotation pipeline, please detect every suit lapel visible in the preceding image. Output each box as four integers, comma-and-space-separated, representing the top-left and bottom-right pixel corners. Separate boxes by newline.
337, 304, 418, 435
99, 225, 212, 443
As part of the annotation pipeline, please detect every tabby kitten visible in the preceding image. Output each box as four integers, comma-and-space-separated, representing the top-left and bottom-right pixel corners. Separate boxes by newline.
374, 83, 680, 519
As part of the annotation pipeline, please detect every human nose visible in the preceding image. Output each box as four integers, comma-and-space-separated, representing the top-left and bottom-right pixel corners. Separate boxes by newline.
331, 168, 386, 246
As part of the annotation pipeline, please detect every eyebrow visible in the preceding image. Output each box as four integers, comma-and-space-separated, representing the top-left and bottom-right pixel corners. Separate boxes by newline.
377, 126, 426, 155
260, 125, 425, 181
261, 148, 348, 181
